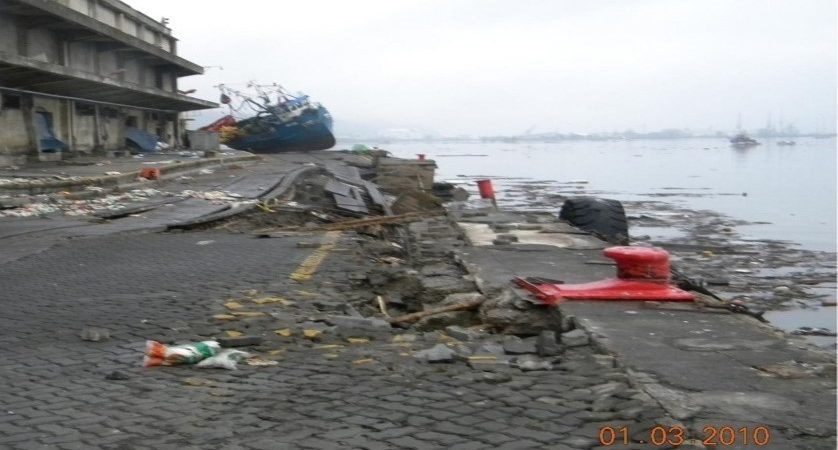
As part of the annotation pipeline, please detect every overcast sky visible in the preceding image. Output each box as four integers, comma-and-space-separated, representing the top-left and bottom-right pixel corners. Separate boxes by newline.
138, 0, 836, 135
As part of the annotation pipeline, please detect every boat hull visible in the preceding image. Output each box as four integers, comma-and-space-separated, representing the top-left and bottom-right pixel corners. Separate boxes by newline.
226, 105, 335, 153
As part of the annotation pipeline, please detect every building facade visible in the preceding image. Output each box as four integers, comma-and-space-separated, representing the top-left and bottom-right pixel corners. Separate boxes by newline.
0, 0, 216, 165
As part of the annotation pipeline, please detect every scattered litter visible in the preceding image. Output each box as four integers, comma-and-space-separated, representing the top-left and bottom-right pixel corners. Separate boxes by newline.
246, 358, 279, 367
143, 340, 220, 367
179, 190, 243, 202
275, 328, 293, 337
196, 240, 215, 246
347, 338, 369, 345
231, 311, 265, 318
224, 301, 244, 310
315, 344, 343, 350
213, 314, 237, 321
254, 296, 293, 306
196, 349, 252, 370
104, 171, 122, 176
0, 188, 163, 218
303, 329, 322, 340
225, 330, 243, 337
198, 169, 215, 175
353, 358, 374, 365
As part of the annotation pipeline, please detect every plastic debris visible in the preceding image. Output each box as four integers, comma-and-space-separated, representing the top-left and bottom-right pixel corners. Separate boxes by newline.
0, 188, 162, 218
275, 328, 293, 337
303, 329, 322, 340
245, 358, 279, 367
143, 340, 220, 367
196, 349, 252, 370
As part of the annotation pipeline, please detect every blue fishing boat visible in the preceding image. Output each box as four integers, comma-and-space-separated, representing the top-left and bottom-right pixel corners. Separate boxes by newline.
201, 83, 334, 153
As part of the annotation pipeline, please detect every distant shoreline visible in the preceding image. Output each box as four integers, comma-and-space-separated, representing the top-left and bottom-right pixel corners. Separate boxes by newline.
337, 134, 837, 144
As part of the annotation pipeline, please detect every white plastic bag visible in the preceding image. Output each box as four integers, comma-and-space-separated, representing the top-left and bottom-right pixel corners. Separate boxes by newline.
196, 349, 252, 370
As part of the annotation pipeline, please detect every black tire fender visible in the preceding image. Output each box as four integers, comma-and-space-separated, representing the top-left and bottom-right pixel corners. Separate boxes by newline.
559, 196, 629, 245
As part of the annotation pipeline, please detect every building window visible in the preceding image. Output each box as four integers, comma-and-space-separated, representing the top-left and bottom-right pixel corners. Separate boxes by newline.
75, 103, 96, 116
1, 94, 21, 109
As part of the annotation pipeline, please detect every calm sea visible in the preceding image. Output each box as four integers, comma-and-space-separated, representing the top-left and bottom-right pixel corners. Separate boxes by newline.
344, 137, 837, 253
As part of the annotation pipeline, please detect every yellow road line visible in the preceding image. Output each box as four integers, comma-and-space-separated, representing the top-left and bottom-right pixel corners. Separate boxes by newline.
290, 231, 341, 281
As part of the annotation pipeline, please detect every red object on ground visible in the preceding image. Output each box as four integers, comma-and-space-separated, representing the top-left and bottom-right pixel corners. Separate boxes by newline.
604, 246, 671, 280
476, 179, 495, 199
200, 115, 237, 132
417, 153, 426, 161
139, 167, 161, 180
513, 246, 694, 305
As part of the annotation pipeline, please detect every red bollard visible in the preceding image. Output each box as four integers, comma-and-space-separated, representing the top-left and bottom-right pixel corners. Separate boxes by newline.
417, 154, 426, 161
604, 246, 671, 281
513, 246, 694, 305
476, 179, 495, 199
476, 179, 497, 209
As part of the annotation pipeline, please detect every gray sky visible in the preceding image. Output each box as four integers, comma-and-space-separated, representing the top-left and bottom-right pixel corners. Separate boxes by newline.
138, 0, 836, 135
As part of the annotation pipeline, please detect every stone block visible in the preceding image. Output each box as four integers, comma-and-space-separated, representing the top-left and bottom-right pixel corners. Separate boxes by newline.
561, 329, 590, 347
414, 343, 456, 363
445, 325, 485, 341
413, 311, 475, 331
536, 330, 563, 356
502, 335, 537, 354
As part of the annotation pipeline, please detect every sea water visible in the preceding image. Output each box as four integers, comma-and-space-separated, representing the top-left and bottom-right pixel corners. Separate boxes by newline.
353, 137, 836, 253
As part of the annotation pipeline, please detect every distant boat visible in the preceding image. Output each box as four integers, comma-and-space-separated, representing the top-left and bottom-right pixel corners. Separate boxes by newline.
729, 133, 760, 148
777, 140, 796, 146
200, 83, 334, 153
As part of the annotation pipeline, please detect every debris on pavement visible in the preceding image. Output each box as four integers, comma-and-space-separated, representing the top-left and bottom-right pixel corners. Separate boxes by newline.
143, 340, 220, 367
196, 349, 252, 370
388, 295, 485, 325
791, 327, 836, 337
413, 343, 456, 363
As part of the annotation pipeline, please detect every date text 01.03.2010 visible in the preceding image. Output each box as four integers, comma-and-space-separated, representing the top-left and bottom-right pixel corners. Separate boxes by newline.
598, 425, 772, 447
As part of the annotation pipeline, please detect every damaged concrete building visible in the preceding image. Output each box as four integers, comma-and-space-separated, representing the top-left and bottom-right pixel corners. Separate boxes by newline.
0, 0, 216, 165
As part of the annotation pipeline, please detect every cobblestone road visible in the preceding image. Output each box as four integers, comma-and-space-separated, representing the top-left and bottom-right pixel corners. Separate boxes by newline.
0, 229, 713, 449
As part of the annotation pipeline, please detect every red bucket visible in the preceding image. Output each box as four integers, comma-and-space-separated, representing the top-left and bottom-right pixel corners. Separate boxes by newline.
417, 154, 426, 161
476, 179, 495, 199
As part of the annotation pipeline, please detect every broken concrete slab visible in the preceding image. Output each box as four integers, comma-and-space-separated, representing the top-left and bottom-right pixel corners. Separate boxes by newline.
536, 330, 563, 356
502, 335, 537, 354
444, 325, 485, 341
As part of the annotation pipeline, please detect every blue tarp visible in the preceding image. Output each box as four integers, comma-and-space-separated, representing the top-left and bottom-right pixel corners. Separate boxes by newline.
124, 127, 159, 153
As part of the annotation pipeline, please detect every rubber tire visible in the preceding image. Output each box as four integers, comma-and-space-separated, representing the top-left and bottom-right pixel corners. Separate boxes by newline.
559, 196, 629, 244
